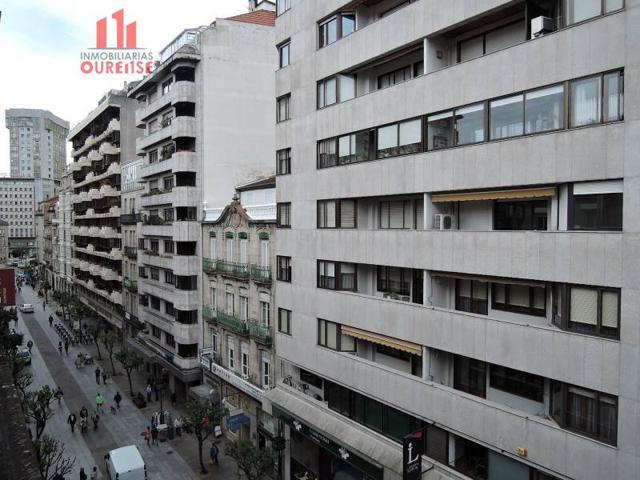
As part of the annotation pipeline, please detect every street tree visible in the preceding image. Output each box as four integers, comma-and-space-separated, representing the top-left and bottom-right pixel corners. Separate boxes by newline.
115, 349, 143, 396
87, 322, 104, 360
52, 291, 73, 323
100, 329, 120, 375
22, 385, 55, 441
225, 439, 274, 480
34, 434, 75, 480
183, 399, 228, 474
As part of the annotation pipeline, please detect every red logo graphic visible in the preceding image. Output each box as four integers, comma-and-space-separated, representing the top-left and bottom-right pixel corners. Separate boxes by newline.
96, 9, 137, 49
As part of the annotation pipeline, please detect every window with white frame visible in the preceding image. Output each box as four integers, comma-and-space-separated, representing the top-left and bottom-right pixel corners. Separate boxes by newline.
260, 300, 270, 327
240, 238, 248, 265
262, 352, 271, 388
209, 236, 217, 259
241, 343, 249, 378
260, 239, 270, 268
228, 338, 235, 369
212, 330, 218, 355
226, 291, 234, 315
226, 238, 233, 261
210, 286, 216, 309
240, 295, 249, 321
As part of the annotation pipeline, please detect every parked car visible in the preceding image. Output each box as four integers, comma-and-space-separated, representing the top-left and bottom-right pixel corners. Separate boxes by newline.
15, 347, 31, 365
105, 445, 147, 480
19, 304, 34, 313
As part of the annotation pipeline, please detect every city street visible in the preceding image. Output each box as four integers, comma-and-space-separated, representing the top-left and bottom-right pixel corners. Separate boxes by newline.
16, 283, 237, 479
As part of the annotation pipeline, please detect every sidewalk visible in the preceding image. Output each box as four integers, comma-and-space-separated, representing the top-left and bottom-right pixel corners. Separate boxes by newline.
44, 288, 241, 479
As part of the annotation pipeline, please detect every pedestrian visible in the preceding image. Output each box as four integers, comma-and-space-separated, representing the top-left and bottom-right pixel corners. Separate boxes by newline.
210, 442, 219, 465
151, 425, 159, 446
48, 315, 53, 327
64, 339, 69, 355
42, 300, 45, 310
90, 466, 98, 480
170, 391, 176, 406
80, 406, 88, 419
114, 391, 122, 409
145, 383, 152, 403
91, 411, 100, 431
79, 467, 88, 480
57, 341, 63, 355
143, 426, 151, 447
102, 370, 107, 385
95, 367, 101, 385
67, 412, 77, 433
96, 393, 104, 413
54, 386, 64, 405
174, 417, 182, 437
26, 339, 33, 353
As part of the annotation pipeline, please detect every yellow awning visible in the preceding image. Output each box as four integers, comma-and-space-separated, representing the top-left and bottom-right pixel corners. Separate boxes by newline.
432, 187, 556, 203
341, 326, 422, 356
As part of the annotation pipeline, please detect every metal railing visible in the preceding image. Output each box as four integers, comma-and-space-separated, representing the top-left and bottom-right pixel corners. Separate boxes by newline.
202, 305, 217, 322
215, 309, 248, 335
247, 320, 272, 345
124, 246, 137, 259
250, 265, 272, 284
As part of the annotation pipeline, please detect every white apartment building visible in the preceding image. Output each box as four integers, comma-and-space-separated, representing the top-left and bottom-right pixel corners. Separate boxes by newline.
5, 108, 69, 204
0, 178, 36, 257
268, 1, 637, 480
127, 8, 276, 401
55, 171, 74, 292
68, 86, 140, 328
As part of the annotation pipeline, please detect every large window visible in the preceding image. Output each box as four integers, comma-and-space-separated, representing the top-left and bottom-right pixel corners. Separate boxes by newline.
525, 84, 565, 134
276, 202, 291, 228
455, 279, 488, 315
276, 94, 290, 123
377, 266, 410, 296
492, 283, 546, 317
455, 103, 485, 145
318, 138, 338, 168
457, 21, 525, 63
551, 381, 617, 445
317, 261, 357, 290
570, 181, 623, 231
490, 94, 524, 139
565, 0, 623, 26
318, 12, 355, 48
276, 148, 291, 175
377, 118, 422, 158
338, 131, 370, 165
453, 356, 487, 398
277, 256, 291, 282
317, 199, 356, 228
318, 75, 355, 108
278, 308, 291, 335
490, 365, 544, 402
317, 319, 355, 352
493, 199, 548, 230
278, 40, 290, 68
379, 200, 417, 229
570, 71, 623, 127
378, 62, 423, 89
568, 286, 619, 338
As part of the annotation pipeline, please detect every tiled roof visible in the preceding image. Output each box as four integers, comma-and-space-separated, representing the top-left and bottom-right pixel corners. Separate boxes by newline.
236, 175, 276, 191
226, 10, 276, 27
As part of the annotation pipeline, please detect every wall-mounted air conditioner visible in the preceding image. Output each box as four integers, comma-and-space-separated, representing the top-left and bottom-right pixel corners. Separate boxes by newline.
433, 214, 454, 230
531, 16, 554, 39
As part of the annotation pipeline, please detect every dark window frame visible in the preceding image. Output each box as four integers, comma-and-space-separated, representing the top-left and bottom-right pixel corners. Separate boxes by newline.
568, 185, 623, 232
493, 198, 549, 231
317, 199, 357, 229
455, 279, 488, 315
276, 148, 291, 175
277, 39, 290, 69
276, 202, 291, 228
277, 308, 292, 335
276, 94, 291, 123
376, 117, 423, 158
277, 256, 291, 282
376, 266, 410, 296
491, 282, 547, 317
568, 70, 624, 128
489, 364, 544, 402
317, 260, 358, 291
318, 12, 356, 49
453, 355, 487, 398
317, 318, 356, 352
563, 285, 620, 339
456, 19, 526, 63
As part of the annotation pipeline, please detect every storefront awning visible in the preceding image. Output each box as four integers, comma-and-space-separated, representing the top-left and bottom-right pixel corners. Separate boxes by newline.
341, 326, 422, 356
432, 187, 556, 203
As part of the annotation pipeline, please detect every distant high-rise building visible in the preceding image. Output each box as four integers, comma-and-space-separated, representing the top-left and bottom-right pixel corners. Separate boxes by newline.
5, 108, 69, 203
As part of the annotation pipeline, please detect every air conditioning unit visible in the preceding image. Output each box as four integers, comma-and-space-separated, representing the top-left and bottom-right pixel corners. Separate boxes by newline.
433, 214, 454, 230
531, 16, 554, 39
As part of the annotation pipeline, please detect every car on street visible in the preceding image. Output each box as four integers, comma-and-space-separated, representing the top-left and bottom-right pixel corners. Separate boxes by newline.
19, 304, 34, 313
15, 347, 31, 366
105, 445, 147, 480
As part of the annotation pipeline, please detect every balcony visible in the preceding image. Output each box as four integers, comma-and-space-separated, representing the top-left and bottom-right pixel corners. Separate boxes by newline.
212, 260, 249, 280
250, 265, 272, 285
123, 277, 137, 292
140, 150, 197, 179
135, 81, 197, 127
216, 310, 248, 336
203, 258, 217, 274
202, 305, 217, 323
247, 321, 272, 346
120, 213, 142, 225
136, 116, 197, 153
124, 246, 137, 259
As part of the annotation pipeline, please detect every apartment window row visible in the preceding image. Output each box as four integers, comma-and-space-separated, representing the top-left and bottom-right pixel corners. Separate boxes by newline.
318, 12, 355, 48
276, 148, 291, 175
317, 74, 355, 109
317, 199, 356, 228
317, 260, 357, 291
317, 69, 623, 169
207, 235, 269, 268
378, 61, 423, 90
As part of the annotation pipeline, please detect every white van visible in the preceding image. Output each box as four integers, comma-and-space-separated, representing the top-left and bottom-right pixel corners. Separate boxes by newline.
104, 445, 147, 480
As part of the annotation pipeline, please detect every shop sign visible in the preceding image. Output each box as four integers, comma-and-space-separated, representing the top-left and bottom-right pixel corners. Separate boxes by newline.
207, 361, 264, 402
403, 431, 423, 480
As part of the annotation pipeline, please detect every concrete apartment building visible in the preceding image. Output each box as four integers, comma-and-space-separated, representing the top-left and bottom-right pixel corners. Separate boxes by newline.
0, 178, 35, 257
0, 220, 8, 263
35, 196, 57, 287
68, 86, 140, 328
5, 108, 69, 204
200, 176, 277, 446
267, 1, 637, 479
126, 8, 275, 401
55, 171, 74, 292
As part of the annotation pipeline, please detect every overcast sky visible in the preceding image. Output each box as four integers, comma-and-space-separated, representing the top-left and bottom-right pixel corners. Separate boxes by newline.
0, 0, 250, 174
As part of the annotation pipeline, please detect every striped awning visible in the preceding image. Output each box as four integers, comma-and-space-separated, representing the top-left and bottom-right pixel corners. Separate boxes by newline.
432, 187, 556, 203
341, 326, 422, 356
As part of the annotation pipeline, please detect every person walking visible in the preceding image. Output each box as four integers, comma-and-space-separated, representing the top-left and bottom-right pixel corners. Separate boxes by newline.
174, 417, 182, 437
91, 411, 100, 431
57, 341, 63, 355
79, 467, 88, 480
143, 426, 151, 447
67, 412, 77, 433
94, 367, 101, 385
95, 393, 104, 413
54, 386, 64, 405
102, 370, 107, 385
210, 442, 219, 465
26, 339, 33, 353
42, 300, 45, 310
145, 383, 152, 403
114, 391, 122, 409
151, 425, 159, 446
64, 339, 69, 356
48, 315, 53, 327
90, 466, 98, 480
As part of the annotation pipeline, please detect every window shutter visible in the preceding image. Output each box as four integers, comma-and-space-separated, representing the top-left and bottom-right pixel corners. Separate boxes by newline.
389, 201, 404, 228
415, 200, 424, 229
258, 232, 269, 240
326, 200, 336, 228
570, 287, 598, 325
601, 291, 619, 328
340, 200, 356, 228
260, 240, 270, 268
225, 231, 234, 239
240, 239, 248, 264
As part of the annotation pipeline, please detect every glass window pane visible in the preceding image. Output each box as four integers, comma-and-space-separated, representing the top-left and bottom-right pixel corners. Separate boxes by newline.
601, 291, 619, 328
341, 14, 356, 37
327, 18, 337, 44
601, 193, 623, 230
565, 0, 601, 25
490, 94, 524, 139
525, 85, 564, 133
378, 125, 398, 150
325, 78, 337, 105
570, 287, 598, 325
326, 321, 337, 349
598, 395, 617, 443
364, 398, 383, 431
319, 320, 326, 345
510, 285, 530, 307
567, 386, 597, 434
570, 75, 602, 127
485, 21, 525, 54
340, 333, 355, 351
340, 75, 356, 102
473, 281, 487, 300
455, 103, 485, 145
326, 200, 336, 228
605, 0, 624, 12
427, 111, 454, 150
603, 72, 622, 122
493, 283, 505, 304
317, 82, 324, 107
399, 119, 421, 146
533, 287, 546, 310
459, 36, 484, 62
338, 135, 352, 158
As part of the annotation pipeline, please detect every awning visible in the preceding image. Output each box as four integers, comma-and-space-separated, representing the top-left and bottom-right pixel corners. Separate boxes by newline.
431, 271, 545, 288
432, 187, 556, 203
341, 326, 422, 356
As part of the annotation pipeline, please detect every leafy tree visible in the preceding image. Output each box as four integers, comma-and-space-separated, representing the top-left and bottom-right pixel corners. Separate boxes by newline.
100, 329, 120, 375
34, 434, 75, 480
115, 349, 143, 396
183, 399, 228, 474
87, 322, 103, 360
52, 291, 73, 323
225, 440, 274, 480
22, 385, 55, 441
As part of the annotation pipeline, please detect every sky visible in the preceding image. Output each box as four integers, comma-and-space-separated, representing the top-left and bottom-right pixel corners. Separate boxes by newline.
0, 0, 250, 174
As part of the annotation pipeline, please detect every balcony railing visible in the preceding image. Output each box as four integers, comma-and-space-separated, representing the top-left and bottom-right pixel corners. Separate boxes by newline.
250, 265, 272, 284
202, 305, 217, 322
123, 278, 137, 293
202, 259, 249, 279
120, 213, 142, 225
247, 320, 272, 346
202, 258, 217, 274
216, 309, 248, 335
124, 246, 137, 259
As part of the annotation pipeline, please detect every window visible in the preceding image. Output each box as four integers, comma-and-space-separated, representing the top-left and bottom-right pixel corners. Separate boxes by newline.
568, 286, 619, 338
318, 261, 356, 291
163, 176, 174, 190
490, 365, 544, 402
493, 199, 548, 230
262, 355, 271, 388
226, 238, 233, 261
378, 62, 423, 89
260, 239, 269, 268
458, 21, 525, 63
210, 287, 217, 309
165, 271, 175, 285
455, 103, 485, 145
276, 94, 290, 123
317, 138, 338, 168
276, 148, 291, 175
226, 292, 234, 315
209, 236, 217, 259
278, 308, 291, 335
317, 319, 355, 352
317, 199, 356, 228
565, 0, 623, 26
278, 40, 290, 68
490, 94, 524, 139
162, 78, 173, 95
151, 325, 161, 339
277, 203, 291, 228
149, 150, 158, 164
211, 330, 218, 354
551, 381, 617, 445
377, 266, 410, 296
165, 332, 175, 348
260, 301, 270, 327
454, 355, 487, 398
492, 283, 546, 316
239, 295, 248, 321
377, 118, 422, 158
276, 0, 290, 15
277, 256, 291, 282
164, 240, 174, 254
525, 84, 565, 134
150, 295, 160, 310
455, 279, 488, 315
148, 119, 158, 134
379, 200, 417, 229
317, 75, 355, 108
337, 130, 370, 165
228, 342, 235, 369
241, 348, 249, 377
570, 182, 623, 231
150, 268, 159, 281
319, 12, 355, 48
